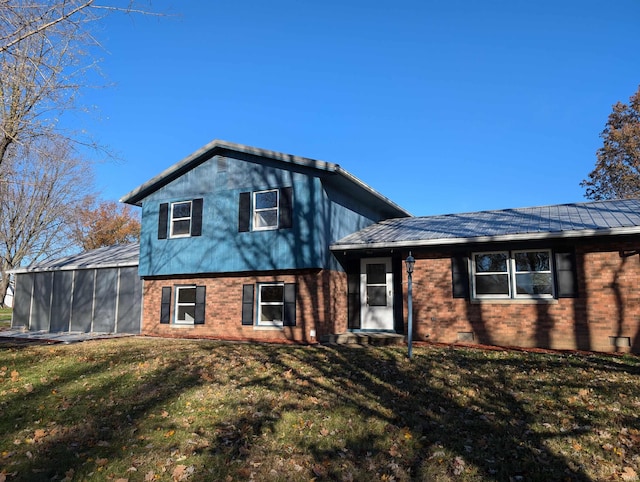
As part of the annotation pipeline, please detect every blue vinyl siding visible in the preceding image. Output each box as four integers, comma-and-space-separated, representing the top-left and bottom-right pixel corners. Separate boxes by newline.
138, 154, 390, 276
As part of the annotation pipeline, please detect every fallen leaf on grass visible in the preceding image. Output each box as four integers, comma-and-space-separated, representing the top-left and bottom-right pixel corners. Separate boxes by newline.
172, 464, 194, 481
452, 456, 466, 476
388, 445, 400, 457
621, 467, 638, 482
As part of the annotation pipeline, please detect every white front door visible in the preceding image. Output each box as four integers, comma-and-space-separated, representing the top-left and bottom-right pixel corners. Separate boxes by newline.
360, 258, 394, 331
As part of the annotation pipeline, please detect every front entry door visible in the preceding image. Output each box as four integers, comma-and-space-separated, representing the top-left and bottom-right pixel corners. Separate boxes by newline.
360, 258, 394, 331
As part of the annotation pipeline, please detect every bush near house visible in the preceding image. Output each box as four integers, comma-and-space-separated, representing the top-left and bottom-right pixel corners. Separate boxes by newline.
0, 338, 638, 481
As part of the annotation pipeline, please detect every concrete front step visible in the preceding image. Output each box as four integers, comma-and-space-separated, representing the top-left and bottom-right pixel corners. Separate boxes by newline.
320, 332, 405, 346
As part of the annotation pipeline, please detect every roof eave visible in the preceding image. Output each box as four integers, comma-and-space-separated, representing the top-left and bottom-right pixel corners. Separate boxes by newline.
330, 226, 640, 252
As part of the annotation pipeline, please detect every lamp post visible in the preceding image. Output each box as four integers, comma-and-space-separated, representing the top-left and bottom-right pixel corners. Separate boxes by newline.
405, 252, 415, 359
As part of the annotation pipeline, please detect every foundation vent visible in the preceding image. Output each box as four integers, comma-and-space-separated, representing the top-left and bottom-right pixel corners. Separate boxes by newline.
609, 336, 631, 348
457, 332, 475, 342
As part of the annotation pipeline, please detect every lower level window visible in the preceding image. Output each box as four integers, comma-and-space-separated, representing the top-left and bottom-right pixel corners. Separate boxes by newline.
258, 283, 284, 326
472, 250, 553, 299
175, 286, 196, 323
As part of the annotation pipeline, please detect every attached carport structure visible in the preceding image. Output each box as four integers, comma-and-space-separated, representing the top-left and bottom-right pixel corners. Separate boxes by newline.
11, 243, 141, 334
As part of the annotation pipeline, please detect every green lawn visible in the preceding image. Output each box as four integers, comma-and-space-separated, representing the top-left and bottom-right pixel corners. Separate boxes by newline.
0, 307, 11, 328
0, 338, 639, 481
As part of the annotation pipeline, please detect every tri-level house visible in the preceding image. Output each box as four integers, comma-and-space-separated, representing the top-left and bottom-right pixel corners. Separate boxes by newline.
11, 139, 640, 353
120, 140, 410, 342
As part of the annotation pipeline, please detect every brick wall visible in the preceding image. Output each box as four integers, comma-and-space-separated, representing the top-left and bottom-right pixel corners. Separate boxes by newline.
404, 240, 640, 353
142, 269, 347, 343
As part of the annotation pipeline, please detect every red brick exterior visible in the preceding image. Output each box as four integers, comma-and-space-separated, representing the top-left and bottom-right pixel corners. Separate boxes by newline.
141, 238, 640, 353
142, 269, 347, 343
404, 239, 640, 353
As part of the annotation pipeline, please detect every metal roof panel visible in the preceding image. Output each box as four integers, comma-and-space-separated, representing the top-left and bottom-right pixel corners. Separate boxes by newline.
11, 243, 140, 273
332, 199, 640, 250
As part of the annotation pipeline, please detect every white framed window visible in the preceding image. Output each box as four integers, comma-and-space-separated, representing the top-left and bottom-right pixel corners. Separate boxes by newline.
257, 283, 284, 326
174, 286, 196, 324
513, 250, 553, 296
472, 250, 553, 299
170, 201, 192, 238
253, 190, 279, 231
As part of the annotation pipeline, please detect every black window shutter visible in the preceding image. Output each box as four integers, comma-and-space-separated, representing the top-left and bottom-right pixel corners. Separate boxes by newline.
283, 283, 296, 326
158, 203, 169, 240
555, 250, 578, 298
194, 285, 206, 324
347, 266, 361, 330
238, 192, 251, 232
279, 187, 293, 229
191, 198, 203, 237
241, 284, 254, 325
451, 255, 470, 299
160, 286, 171, 324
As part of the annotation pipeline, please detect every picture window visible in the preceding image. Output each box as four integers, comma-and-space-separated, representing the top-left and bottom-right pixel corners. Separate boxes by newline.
472, 250, 553, 299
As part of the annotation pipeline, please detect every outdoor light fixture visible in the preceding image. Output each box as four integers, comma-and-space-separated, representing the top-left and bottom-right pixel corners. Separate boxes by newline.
405, 253, 415, 274
406, 252, 415, 359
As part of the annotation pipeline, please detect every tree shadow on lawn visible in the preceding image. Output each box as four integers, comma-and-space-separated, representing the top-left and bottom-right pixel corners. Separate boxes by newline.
0, 342, 207, 481
3, 341, 634, 481
233, 345, 598, 481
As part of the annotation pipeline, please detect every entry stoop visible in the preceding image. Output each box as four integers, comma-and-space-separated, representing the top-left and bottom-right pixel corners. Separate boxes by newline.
320, 332, 405, 346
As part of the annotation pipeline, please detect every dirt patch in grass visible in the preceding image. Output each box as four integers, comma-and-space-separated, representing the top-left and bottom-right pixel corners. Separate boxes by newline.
0, 338, 639, 481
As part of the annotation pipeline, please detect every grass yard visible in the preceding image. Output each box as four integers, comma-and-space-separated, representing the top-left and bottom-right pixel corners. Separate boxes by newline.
0, 308, 11, 327
0, 338, 639, 481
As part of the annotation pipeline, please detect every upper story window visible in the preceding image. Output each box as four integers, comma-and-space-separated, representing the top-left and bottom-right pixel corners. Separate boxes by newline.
472, 250, 553, 299
253, 190, 279, 230
238, 187, 292, 232
170, 201, 192, 237
157, 199, 203, 240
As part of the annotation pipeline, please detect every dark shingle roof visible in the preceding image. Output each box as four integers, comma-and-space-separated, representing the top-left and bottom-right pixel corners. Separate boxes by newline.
12, 243, 139, 273
332, 199, 640, 250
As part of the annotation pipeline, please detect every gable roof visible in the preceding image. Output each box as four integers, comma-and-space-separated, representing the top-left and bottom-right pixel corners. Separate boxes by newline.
11, 243, 139, 274
119, 140, 411, 218
331, 198, 640, 250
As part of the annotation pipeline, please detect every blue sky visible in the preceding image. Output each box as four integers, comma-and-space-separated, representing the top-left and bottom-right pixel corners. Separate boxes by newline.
81, 0, 640, 216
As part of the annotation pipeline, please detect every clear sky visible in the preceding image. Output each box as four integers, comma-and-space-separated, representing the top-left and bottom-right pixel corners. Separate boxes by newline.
79, 0, 640, 216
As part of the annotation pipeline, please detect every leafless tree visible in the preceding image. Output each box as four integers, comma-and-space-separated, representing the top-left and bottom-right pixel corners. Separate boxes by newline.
0, 1, 158, 172
0, 138, 93, 306
0, 1, 158, 305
